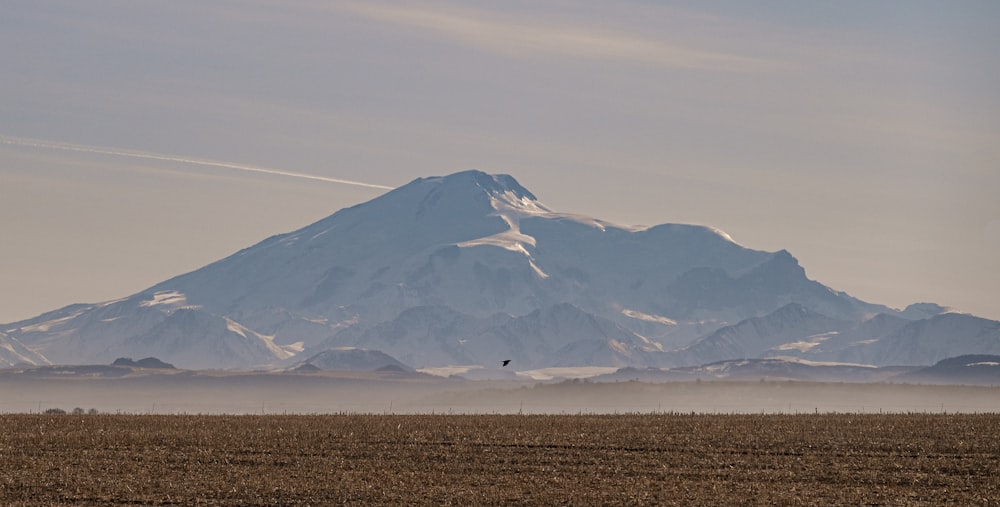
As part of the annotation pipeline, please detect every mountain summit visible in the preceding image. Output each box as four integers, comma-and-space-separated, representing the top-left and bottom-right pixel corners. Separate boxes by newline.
4, 170, 992, 370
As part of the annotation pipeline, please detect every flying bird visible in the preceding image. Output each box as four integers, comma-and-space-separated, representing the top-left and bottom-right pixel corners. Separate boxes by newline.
501, 360, 511, 367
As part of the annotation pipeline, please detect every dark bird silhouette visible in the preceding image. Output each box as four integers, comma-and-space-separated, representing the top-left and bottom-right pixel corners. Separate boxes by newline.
501, 360, 511, 367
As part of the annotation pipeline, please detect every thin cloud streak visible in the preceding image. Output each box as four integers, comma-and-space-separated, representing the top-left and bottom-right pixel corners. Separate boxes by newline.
337, 3, 777, 72
0, 135, 395, 190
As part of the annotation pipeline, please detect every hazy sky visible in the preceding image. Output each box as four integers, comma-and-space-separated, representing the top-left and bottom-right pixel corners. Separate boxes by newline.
2, 1, 998, 323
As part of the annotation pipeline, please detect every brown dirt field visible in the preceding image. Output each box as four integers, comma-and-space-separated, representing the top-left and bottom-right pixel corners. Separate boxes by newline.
1, 414, 998, 505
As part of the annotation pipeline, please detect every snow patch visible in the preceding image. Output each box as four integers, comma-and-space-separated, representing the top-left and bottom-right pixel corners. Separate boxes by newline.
517, 366, 622, 380
417, 365, 483, 377
99, 297, 129, 307
456, 195, 555, 281
634, 333, 665, 352
223, 317, 293, 360
768, 356, 877, 368
708, 227, 736, 243
309, 228, 334, 242
621, 309, 677, 326
17, 309, 87, 333
140, 291, 187, 308
225, 320, 248, 338
528, 259, 549, 279
457, 204, 537, 253
703, 360, 750, 373
256, 329, 293, 360
608, 339, 630, 355
774, 331, 837, 352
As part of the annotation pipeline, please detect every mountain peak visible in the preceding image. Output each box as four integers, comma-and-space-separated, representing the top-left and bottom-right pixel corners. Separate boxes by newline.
410, 170, 542, 218
429, 170, 537, 201
351, 170, 544, 226
901, 302, 957, 320
271, 171, 545, 256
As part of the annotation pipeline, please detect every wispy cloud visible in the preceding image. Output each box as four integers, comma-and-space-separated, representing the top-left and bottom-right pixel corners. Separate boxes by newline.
337, 2, 776, 72
0, 135, 394, 190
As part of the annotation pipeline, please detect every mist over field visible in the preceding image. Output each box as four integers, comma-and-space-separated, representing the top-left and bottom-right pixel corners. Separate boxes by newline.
2, 372, 996, 415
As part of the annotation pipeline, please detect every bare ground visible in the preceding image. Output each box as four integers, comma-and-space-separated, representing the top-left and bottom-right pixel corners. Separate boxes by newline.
1, 413, 998, 505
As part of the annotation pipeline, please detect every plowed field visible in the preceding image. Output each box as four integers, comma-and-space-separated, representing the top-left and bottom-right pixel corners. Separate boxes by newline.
1, 414, 998, 505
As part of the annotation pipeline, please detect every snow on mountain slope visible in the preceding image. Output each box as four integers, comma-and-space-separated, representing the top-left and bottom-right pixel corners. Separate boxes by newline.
782, 312, 911, 362
0, 330, 49, 367
6, 292, 187, 364
831, 312, 1000, 366
128, 172, 553, 339
666, 303, 852, 367
309, 305, 496, 367
313, 303, 662, 369
468, 303, 663, 368
899, 302, 958, 320
1, 170, 966, 370
660, 303, 1000, 369
105, 307, 291, 370
5, 290, 286, 369
138, 171, 887, 350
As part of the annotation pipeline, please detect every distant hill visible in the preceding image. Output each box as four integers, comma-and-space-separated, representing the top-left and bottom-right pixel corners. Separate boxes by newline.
295, 348, 413, 372
594, 357, 913, 384
891, 355, 1000, 386
112, 357, 176, 369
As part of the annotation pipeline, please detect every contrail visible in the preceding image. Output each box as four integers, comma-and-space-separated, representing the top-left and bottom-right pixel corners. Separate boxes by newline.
0, 135, 395, 190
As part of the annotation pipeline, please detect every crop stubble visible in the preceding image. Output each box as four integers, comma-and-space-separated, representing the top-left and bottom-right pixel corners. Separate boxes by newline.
0, 414, 997, 505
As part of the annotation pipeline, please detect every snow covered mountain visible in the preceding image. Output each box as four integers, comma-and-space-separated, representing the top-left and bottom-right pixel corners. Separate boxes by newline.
824, 312, 1000, 366
665, 303, 852, 367
308, 303, 663, 369
2, 170, 994, 370
665, 302, 1000, 368
2, 291, 290, 369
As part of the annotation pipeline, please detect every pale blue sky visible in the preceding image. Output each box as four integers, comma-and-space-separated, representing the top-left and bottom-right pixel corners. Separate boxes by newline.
2, 1, 998, 322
